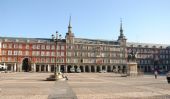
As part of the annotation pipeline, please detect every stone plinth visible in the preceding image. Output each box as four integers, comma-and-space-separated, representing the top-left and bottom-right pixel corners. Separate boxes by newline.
127, 62, 138, 76
46, 72, 67, 81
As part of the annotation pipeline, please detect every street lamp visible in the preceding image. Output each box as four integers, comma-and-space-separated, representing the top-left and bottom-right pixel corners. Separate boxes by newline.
46, 31, 66, 81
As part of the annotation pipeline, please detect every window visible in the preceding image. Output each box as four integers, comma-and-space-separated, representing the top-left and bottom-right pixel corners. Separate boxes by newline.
37, 45, 40, 49
8, 44, 12, 48
61, 46, 65, 50
2, 50, 7, 55
41, 45, 45, 49
46, 51, 50, 56
8, 57, 12, 61
51, 58, 55, 63
41, 51, 45, 56
67, 52, 71, 56
19, 44, 22, 49
67, 59, 70, 63
61, 52, 64, 56
46, 58, 50, 63
8, 50, 12, 55
14, 51, 18, 55
57, 52, 60, 56
36, 58, 40, 62
26, 44, 29, 49
18, 51, 22, 55
36, 51, 40, 56
32, 45, 36, 49
57, 45, 60, 50
2, 57, 5, 61
41, 58, 45, 62
46, 45, 50, 50
14, 57, 17, 61
14, 44, 18, 48
3, 44, 7, 48
51, 52, 55, 56
60, 58, 64, 63
25, 51, 29, 56
51, 45, 55, 50
32, 51, 36, 56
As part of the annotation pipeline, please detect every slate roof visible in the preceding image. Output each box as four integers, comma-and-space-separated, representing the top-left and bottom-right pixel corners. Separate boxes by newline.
74, 38, 119, 45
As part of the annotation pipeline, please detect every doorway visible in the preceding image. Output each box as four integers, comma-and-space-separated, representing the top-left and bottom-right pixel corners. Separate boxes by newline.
22, 58, 31, 72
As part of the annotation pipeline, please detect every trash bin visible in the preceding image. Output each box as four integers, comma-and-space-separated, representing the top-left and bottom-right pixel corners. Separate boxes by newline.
166, 71, 170, 84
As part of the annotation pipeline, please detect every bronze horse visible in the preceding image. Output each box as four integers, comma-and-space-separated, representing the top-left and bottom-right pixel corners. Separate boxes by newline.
127, 51, 137, 62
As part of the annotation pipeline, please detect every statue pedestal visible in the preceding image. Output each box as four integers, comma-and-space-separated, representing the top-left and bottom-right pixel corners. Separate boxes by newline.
46, 72, 67, 81
127, 62, 138, 76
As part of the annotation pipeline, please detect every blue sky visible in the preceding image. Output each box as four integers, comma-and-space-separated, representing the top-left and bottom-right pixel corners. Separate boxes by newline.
0, 0, 170, 44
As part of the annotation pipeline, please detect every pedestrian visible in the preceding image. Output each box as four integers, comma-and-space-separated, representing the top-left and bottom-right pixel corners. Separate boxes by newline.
154, 70, 158, 79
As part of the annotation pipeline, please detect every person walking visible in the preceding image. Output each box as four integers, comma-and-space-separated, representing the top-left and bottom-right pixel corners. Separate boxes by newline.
154, 70, 158, 79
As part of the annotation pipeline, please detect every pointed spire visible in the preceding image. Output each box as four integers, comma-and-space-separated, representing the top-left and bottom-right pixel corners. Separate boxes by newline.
120, 18, 123, 36
68, 16, 72, 33
118, 18, 126, 40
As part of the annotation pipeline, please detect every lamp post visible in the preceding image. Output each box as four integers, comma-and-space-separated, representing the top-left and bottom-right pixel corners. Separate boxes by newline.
46, 31, 66, 81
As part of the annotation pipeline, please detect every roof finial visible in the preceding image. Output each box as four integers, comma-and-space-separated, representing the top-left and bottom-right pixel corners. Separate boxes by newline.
68, 16, 72, 33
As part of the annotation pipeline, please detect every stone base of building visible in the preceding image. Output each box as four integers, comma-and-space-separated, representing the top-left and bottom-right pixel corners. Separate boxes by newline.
127, 62, 138, 76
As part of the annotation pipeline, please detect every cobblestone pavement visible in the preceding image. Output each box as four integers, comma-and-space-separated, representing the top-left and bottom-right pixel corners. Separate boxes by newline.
0, 72, 170, 99
0, 72, 54, 99
66, 73, 170, 99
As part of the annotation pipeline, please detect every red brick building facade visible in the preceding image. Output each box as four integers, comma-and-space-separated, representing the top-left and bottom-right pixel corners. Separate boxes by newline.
0, 38, 66, 72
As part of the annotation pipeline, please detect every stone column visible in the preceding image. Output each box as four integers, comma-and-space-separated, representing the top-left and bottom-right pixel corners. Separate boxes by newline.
65, 65, 68, 73
105, 66, 108, 72
14, 63, 17, 72
19, 63, 22, 72
44, 65, 46, 72
33, 63, 36, 72
39, 65, 41, 72
3, 63, 7, 70
83, 66, 85, 72
16, 63, 19, 72
94, 66, 97, 72
100, 66, 102, 71
110, 66, 113, 72
59, 65, 61, 72
31, 64, 34, 72
88, 66, 91, 72
48, 64, 51, 72
115, 66, 118, 73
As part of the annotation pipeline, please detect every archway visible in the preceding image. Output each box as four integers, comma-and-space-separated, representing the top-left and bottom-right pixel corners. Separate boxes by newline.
118, 66, 121, 73
91, 66, 95, 72
97, 66, 100, 72
67, 65, 72, 73
122, 65, 127, 73
85, 65, 89, 72
60, 65, 65, 73
22, 58, 31, 72
80, 66, 84, 72
51, 65, 55, 72
108, 66, 111, 72
102, 66, 105, 70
